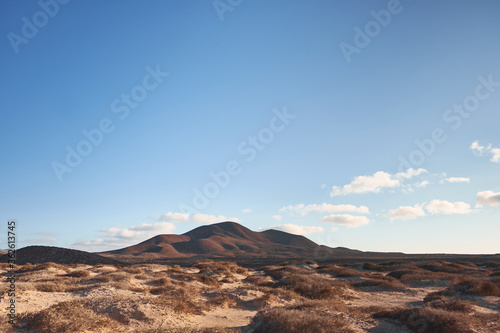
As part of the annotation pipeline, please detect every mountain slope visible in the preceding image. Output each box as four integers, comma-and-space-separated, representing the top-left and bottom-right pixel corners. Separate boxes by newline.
103, 221, 320, 259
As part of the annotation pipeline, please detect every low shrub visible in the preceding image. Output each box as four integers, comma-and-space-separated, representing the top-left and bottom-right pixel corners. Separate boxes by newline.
451, 278, 500, 297
251, 304, 354, 333
278, 274, 344, 299
122, 267, 144, 274
316, 265, 366, 278
66, 270, 91, 278
19, 300, 122, 333
424, 294, 475, 312
206, 294, 238, 308
374, 307, 473, 333
351, 277, 406, 291
362, 263, 386, 272
151, 277, 171, 286
244, 275, 273, 287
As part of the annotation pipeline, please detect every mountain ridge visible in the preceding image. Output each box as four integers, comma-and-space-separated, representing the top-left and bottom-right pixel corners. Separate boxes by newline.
103, 221, 322, 259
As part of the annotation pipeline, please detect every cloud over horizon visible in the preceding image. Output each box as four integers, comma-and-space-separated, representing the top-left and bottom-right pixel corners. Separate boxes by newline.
280, 203, 369, 215
441, 177, 470, 184
156, 212, 240, 224
389, 199, 474, 220
266, 224, 324, 235
192, 214, 241, 224
330, 168, 427, 196
425, 200, 472, 215
388, 205, 426, 220
74, 222, 176, 252
158, 212, 190, 222
321, 214, 370, 227
477, 191, 500, 206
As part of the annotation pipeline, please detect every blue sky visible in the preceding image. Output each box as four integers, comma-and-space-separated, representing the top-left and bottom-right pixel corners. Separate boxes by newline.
1, 0, 499, 254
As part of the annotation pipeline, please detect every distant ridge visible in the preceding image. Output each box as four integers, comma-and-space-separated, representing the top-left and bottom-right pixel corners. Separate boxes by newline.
103, 221, 321, 259
0, 246, 122, 265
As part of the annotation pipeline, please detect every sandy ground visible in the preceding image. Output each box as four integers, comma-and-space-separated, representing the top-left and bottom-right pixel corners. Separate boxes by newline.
1, 262, 499, 332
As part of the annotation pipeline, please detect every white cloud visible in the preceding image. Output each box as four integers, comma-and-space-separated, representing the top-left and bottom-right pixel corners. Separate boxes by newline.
272, 215, 282, 221
417, 180, 430, 188
331, 227, 339, 232
155, 212, 240, 224
425, 200, 472, 215
191, 214, 240, 224
388, 205, 425, 220
158, 212, 190, 222
470, 141, 500, 163
279, 203, 369, 215
396, 168, 428, 179
73, 222, 176, 252
491, 148, 500, 162
471, 141, 486, 155
331, 171, 400, 196
477, 191, 500, 206
268, 224, 324, 235
441, 177, 470, 184
321, 214, 370, 227
330, 169, 428, 196
242, 208, 252, 214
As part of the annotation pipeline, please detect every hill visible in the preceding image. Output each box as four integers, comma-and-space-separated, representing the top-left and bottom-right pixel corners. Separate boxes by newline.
0, 246, 122, 265
103, 221, 321, 259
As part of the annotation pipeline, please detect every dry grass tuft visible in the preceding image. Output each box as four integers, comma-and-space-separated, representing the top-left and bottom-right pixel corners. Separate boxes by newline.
243, 275, 273, 287
14, 262, 71, 274
94, 271, 131, 283
316, 264, 366, 278
206, 293, 239, 308
423, 294, 475, 312
33, 280, 88, 293
263, 265, 313, 280
278, 273, 345, 299
426, 278, 500, 298
351, 276, 407, 291
482, 261, 500, 269
251, 302, 354, 333
151, 285, 208, 315
65, 269, 91, 278
18, 300, 122, 333
194, 260, 248, 276
452, 278, 500, 297
151, 277, 172, 286
166, 268, 221, 288
122, 266, 144, 274
362, 262, 387, 272
374, 307, 473, 333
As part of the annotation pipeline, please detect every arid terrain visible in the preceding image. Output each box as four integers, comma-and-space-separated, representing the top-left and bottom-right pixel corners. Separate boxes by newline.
1, 223, 499, 332
1, 257, 499, 332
